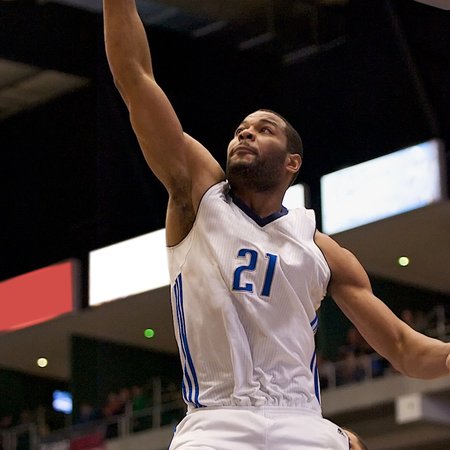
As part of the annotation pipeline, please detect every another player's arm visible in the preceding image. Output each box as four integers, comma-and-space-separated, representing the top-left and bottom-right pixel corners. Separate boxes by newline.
103, 0, 224, 242
315, 231, 450, 379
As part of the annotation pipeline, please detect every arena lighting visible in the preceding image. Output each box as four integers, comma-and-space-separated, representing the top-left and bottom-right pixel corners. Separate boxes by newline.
0, 260, 79, 332
321, 139, 445, 235
37, 357, 48, 368
144, 328, 155, 339
89, 228, 169, 306
398, 256, 410, 267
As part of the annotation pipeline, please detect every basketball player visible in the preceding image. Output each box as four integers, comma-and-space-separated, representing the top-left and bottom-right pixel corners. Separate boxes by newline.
103, 2, 450, 448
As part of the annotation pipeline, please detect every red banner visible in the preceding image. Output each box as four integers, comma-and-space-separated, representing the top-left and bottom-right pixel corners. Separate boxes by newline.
69, 433, 105, 450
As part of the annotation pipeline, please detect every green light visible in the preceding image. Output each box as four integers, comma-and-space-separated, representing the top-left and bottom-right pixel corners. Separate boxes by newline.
144, 328, 155, 339
398, 256, 410, 267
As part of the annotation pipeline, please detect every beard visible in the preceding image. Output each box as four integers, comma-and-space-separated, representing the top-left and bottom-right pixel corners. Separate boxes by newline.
226, 152, 286, 192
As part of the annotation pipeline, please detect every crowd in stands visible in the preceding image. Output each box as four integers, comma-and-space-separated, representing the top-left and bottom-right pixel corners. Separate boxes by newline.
0, 408, 49, 450
72, 381, 184, 438
72, 385, 152, 439
317, 326, 389, 390
0, 380, 184, 449
1, 305, 448, 449
318, 305, 449, 389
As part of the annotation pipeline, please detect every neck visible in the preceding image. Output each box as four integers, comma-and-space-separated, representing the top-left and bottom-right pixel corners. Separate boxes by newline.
230, 187, 285, 218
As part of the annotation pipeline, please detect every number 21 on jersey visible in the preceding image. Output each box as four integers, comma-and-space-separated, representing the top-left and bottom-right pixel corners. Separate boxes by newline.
232, 248, 278, 297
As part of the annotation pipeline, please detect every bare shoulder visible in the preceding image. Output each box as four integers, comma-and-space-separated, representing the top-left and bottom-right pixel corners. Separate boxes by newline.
183, 133, 225, 207
314, 231, 356, 272
122, 75, 225, 199
164, 133, 224, 246
314, 231, 371, 294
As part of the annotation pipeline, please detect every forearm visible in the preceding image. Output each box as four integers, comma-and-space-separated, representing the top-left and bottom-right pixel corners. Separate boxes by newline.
332, 284, 449, 379
398, 329, 450, 379
317, 232, 450, 380
103, 0, 153, 86
334, 288, 450, 379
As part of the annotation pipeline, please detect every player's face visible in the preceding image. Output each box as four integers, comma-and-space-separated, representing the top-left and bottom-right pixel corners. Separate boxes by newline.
226, 111, 290, 191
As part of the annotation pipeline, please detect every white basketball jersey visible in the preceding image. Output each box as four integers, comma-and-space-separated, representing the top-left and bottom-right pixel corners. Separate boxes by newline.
167, 181, 330, 413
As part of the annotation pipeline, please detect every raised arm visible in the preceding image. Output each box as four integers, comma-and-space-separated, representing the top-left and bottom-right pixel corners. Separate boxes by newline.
315, 231, 450, 379
103, 0, 224, 243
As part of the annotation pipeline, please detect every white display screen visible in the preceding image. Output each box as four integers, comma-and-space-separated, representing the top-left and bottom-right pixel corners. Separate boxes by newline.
283, 183, 306, 209
89, 228, 169, 306
321, 140, 445, 234
52, 390, 73, 415
89, 184, 307, 306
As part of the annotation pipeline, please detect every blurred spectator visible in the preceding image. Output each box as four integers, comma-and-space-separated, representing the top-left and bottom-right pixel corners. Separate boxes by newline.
336, 351, 365, 385
317, 354, 334, 389
131, 385, 150, 432
118, 388, 131, 411
401, 308, 427, 333
35, 406, 50, 439
0, 414, 13, 432
16, 409, 33, 450
102, 392, 124, 439
0, 414, 14, 450
75, 402, 99, 426
344, 327, 369, 356
336, 327, 370, 385
102, 392, 124, 419
161, 382, 185, 427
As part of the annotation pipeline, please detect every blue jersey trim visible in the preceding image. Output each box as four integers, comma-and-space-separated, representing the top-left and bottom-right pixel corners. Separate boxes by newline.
309, 350, 321, 404
173, 278, 192, 404
230, 191, 288, 227
310, 313, 319, 334
310, 315, 321, 404
173, 274, 204, 408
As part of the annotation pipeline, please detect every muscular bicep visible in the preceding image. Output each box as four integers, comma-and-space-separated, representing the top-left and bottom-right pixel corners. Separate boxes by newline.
125, 74, 191, 185
316, 232, 450, 378
315, 232, 406, 365
123, 73, 224, 201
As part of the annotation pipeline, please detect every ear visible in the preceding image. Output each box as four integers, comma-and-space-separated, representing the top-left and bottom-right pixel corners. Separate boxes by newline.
286, 153, 302, 175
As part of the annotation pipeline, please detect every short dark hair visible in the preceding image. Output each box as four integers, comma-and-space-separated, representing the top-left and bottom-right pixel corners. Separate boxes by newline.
258, 109, 303, 158
257, 109, 303, 186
